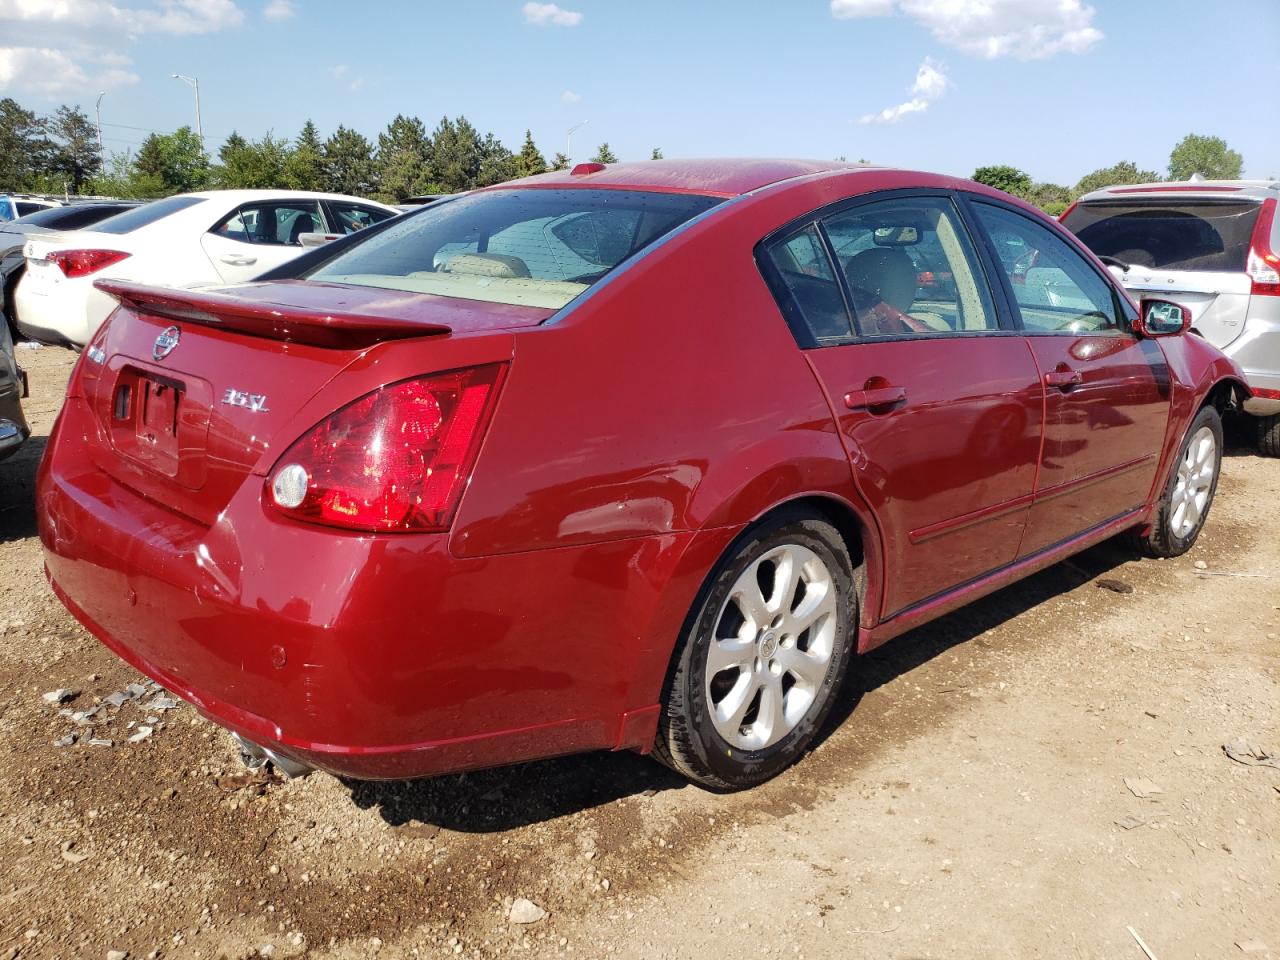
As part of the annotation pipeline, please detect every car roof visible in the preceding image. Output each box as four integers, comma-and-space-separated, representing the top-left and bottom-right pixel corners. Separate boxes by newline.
497, 158, 872, 198
1077, 178, 1280, 204
179, 189, 399, 210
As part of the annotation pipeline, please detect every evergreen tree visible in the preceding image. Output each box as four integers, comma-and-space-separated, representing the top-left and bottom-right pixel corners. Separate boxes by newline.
475, 132, 516, 187
514, 130, 547, 178
323, 125, 377, 196
45, 105, 101, 190
551, 152, 570, 171
376, 114, 432, 202
1074, 161, 1161, 197
589, 142, 618, 164
0, 98, 45, 189
215, 131, 290, 189
650, 147, 663, 160
429, 116, 483, 192
282, 120, 325, 191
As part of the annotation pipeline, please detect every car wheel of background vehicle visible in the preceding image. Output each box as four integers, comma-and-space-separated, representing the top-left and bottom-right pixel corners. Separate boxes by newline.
654, 509, 856, 791
1258, 413, 1280, 458
1133, 405, 1223, 559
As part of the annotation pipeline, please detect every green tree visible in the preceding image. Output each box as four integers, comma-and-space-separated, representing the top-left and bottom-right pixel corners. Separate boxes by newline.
44, 105, 101, 190
133, 126, 208, 194
428, 116, 484, 192
550, 151, 570, 171
971, 164, 1032, 198
1074, 160, 1160, 197
215, 131, 290, 189
1168, 133, 1243, 181
282, 120, 325, 191
323, 125, 378, 196
650, 147, 663, 160
0, 98, 46, 189
589, 142, 618, 164
475, 132, 516, 187
376, 114, 432, 202
514, 129, 547, 178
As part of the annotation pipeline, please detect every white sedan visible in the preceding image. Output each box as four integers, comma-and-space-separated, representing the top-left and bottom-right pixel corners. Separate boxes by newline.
14, 189, 398, 346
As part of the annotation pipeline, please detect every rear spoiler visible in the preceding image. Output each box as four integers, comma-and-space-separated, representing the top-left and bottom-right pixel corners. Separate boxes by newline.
95, 279, 451, 349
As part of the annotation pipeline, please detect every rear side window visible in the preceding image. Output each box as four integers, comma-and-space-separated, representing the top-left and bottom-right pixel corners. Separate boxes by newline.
212, 201, 324, 246
328, 202, 395, 235
1063, 200, 1262, 272
309, 188, 721, 310
93, 196, 205, 235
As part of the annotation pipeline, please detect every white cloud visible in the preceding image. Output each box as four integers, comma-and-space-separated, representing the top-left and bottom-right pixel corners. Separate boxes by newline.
522, 2, 581, 27
330, 63, 363, 92
859, 57, 947, 124
0, 1, 242, 99
832, 0, 1102, 60
560, 89, 581, 104
263, 0, 294, 20
331, 63, 348, 79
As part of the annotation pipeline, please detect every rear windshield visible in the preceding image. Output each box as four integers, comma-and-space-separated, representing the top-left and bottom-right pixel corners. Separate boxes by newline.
1063, 200, 1261, 272
92, 195, 205, 235
10, 203, 138, 231
308, 188, 723, 309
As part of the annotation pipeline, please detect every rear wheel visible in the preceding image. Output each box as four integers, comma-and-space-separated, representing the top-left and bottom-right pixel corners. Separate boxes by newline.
654, 510, 856, 791
1133, 405, 1223, 558
1258, 413, 1280, 458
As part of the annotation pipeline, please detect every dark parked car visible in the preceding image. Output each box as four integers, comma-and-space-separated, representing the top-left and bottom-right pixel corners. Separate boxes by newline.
39, 160, 1248, 791
0, 297, 28, 460
1, 201, 141, 339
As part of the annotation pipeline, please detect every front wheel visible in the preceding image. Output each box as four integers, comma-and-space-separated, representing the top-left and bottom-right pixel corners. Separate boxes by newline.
1133, 405, 1223, 558
654, 510, 856, 791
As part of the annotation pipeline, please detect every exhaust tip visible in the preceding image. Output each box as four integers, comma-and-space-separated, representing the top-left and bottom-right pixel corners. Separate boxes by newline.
229, 732, 312, 779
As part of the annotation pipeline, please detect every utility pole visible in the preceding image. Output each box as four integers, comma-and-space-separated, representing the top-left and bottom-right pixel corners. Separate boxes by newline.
94, 92, 106, 170
566, 120, 589, 165
171, 74, 203, 146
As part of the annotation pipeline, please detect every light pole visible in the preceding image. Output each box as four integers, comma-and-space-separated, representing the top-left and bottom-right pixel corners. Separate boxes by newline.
171, 74, 202, 145
566, 120, 588, 165
94, 91, 106, 170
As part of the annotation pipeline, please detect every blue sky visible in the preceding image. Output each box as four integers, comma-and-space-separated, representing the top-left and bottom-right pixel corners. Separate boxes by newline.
2, 0, 1277, 185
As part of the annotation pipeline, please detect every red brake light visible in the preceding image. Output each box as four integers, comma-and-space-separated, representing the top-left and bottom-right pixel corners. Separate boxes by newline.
47, 249, 130, 279
1246, 198, 1279, 297
268, 365, 505, 532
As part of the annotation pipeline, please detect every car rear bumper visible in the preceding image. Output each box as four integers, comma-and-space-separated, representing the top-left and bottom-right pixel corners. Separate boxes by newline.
38, 403, 685, 779
0, 378, 28, 460
14, 273, 115, 347
1225, 302, 1280, 414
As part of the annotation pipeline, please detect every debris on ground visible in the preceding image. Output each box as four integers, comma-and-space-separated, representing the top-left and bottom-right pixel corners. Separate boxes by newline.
509, 898, 547, 924
1123, 777, 1164, 799
1223, 739, 1280, 770
1127, 925, 1160, 960
1096, 578, 1134, 594
41, 688, 79, 705
1115, 814, 1149, 831
59, 840, 90, 864
1236, 940, 1269, 954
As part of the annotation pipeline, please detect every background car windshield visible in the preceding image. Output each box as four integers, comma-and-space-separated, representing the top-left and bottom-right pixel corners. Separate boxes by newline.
91, 196, 206, 235
309, 188, 722, 309
1063, 200, 1262, 272
7, 204, 137, 231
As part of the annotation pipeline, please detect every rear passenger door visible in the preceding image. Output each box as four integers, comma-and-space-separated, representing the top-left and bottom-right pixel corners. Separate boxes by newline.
966, 199, 1172, 556
201, 199, 326, 283
761, 193, 1045, 618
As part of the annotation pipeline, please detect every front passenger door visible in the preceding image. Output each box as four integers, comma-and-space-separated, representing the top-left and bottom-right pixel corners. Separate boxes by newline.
968, 200, 1172, 557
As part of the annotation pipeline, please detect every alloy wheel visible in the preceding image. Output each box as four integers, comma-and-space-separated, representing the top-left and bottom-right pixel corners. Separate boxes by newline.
1169, 425, 1217, 539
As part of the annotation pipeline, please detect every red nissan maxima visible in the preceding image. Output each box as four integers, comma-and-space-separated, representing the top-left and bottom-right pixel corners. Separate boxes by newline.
38, 160, 1249, 790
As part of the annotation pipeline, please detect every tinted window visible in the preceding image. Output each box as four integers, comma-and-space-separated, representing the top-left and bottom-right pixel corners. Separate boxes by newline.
310, 188, 721, 310
93, 196, 205, 235
1063, 200, 1261, 272
212, 201, 324, 246
974, 202, 1122, 334
9, 203, 137, 231
823, 196, 996, 338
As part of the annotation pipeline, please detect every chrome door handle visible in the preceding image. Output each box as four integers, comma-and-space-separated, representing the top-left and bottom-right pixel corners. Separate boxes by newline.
1044, 368, 1083, 389
220, 254, 257, 266
844, 384, 907, 411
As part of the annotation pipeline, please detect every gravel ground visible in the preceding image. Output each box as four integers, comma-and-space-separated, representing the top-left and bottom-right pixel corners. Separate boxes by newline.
1, 344, 1277, 960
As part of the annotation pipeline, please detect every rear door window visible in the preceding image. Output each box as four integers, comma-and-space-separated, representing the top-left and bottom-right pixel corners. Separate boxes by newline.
1062, 200, 1262, 272
212, 201, 325, 246
327, 201, 395, 235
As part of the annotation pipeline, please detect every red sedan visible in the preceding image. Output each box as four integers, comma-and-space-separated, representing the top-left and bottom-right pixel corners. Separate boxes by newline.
38, 160, 1248, 790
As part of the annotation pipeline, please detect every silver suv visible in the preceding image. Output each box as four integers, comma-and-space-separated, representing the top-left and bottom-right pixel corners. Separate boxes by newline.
1062, 179, 1280, 455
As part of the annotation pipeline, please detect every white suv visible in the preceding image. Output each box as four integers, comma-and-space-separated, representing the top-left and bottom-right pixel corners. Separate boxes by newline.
1062, 178, 1280, 455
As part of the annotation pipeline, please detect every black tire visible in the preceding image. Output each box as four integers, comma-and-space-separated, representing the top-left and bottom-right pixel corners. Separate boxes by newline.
653, 509, 856, 791
1258, 413, 1280, 458
1133, 405, 1223, 559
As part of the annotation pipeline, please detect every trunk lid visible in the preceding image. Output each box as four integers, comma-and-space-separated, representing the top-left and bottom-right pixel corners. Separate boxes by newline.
79, 280, 548, 525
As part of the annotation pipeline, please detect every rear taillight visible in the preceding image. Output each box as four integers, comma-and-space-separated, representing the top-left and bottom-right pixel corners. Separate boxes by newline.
267, 365, 505, 533
48, 249, 130, 278
1247, 198, 1279, 297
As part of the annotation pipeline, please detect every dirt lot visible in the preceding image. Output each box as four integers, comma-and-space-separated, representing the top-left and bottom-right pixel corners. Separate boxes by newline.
1, 344, 1277, 960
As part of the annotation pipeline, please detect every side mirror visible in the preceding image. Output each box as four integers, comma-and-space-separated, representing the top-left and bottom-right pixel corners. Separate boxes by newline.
1136, 298, 1191, 337
297, 232, 341, 249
